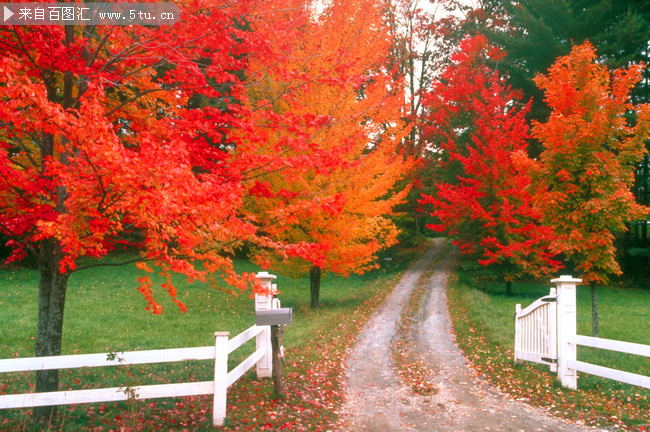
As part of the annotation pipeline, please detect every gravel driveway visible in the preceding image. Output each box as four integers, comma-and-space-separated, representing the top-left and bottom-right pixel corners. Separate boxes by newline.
339, 239, 603, 432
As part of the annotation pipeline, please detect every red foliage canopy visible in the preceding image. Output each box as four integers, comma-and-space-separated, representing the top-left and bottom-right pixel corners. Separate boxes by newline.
420, 35, 560, 282
0, 0, 355, 312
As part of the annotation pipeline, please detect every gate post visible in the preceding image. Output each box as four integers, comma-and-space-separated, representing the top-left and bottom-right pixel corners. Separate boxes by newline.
552, 275, 582, 390
255, 272, 277, 379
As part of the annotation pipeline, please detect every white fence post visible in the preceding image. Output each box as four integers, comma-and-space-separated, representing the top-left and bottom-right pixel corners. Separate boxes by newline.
255, 272, 276, 379
552, 275, 582, 390
213, 332, 229, 427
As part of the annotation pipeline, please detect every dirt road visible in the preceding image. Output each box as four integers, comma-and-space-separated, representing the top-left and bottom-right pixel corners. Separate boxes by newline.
340, 239, 602, 432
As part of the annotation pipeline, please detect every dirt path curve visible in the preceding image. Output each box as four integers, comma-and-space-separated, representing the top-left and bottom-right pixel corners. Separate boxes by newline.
340, 239, 601, 432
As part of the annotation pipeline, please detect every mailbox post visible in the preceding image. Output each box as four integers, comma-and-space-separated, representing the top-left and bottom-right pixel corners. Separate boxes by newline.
255, 308, 292, 396
271, 326, 284, 397
255, 272, 276, 379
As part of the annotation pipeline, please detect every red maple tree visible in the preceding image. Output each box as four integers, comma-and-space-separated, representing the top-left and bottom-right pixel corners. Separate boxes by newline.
419, 35, 560, 291
0, 0, 355, 421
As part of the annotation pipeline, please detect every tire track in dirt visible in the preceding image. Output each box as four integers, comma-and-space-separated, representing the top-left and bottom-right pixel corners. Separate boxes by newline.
340, 239, 602, 432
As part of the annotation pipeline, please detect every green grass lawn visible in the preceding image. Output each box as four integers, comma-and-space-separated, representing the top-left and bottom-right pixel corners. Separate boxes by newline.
0, 257, 394, 354
0, 255, 406, 430
448, 269, 650, 430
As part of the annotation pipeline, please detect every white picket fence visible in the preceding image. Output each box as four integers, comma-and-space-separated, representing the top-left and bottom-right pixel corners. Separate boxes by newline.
515, 275, 650, 390
0, 325, 271, 426
514, 288, 557, 372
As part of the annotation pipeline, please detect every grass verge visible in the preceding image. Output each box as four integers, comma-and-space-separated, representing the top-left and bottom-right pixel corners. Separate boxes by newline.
0, 254, 409, 431
447, 268, 650, 431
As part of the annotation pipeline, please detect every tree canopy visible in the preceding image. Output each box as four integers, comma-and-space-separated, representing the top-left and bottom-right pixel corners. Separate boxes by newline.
469, 0, 650, 128
532, 42, 650, 285
420, 35, 559, 288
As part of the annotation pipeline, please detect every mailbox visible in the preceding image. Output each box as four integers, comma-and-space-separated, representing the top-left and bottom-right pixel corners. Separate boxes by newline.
255, 308, 293, 326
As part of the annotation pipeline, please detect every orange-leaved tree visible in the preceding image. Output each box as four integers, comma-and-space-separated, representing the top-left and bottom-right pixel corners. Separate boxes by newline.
532, 41, 650, 336
242, 0, 414, 308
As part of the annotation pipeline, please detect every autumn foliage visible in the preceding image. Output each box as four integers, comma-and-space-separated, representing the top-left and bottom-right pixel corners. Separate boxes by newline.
532, 42, 650, 285
242, 0, 413, 306
419, 35, 560, 285
2, 0, 650, 427
0, 0, 413, 417
0, 1, 335, 312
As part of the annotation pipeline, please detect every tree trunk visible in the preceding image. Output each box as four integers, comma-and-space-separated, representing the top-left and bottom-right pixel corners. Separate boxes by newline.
505, 280, 513, 296
33, 238, 69, 425
34, 29, 75, 422
309, 266, 321, 309
591, 285, 599, 338
32, 23, 78, 426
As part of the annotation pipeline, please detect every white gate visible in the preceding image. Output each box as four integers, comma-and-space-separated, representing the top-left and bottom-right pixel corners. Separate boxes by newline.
514, 287, 557, 372
515, 275, 650, 390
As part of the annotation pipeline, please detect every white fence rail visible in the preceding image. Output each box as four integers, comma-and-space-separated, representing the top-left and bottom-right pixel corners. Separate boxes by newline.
570, 335, 650, 389
515, 275, 650, 390
0, 325, 270, 426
